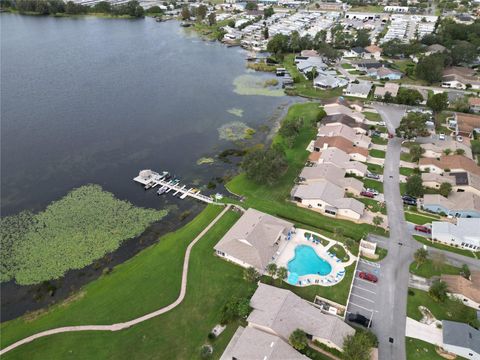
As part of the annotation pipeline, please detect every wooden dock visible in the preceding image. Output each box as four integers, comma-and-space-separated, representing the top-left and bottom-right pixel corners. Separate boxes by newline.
133, 170, 216, 204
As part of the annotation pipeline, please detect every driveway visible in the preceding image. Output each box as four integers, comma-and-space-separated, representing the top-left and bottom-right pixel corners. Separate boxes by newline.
405, 317, 443, 347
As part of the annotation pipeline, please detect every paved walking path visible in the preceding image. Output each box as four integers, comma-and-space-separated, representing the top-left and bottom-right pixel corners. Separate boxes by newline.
0, 205, 232, 356
405, 317, 443, 347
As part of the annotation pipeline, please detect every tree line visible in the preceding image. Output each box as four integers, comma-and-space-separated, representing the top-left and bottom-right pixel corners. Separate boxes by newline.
1, 0, 145, 17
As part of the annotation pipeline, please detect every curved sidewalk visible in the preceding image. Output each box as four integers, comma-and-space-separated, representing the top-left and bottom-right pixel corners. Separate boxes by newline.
0, 205, 231, 356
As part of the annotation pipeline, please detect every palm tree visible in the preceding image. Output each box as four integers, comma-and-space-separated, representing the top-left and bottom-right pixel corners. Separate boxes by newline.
429, 280, 448, 302
443, 148, 452, 156
276, 266, 288, 280
414, 248, 428, 269
266, 263, 277, 278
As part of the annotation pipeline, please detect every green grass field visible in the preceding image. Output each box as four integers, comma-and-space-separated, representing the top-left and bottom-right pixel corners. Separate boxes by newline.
409, 259, 461, 279
341, 63, 353, 69
413, 235, 479, 259
372, 136, 388, 145
407, 288, 477, 324
357, 197, 387, 215
2, 208, 258, 360
363, 179, 384, 193
226, 104, 387, 241
400, 167, 415, 176
406, 337, 444, 360
363, 112, 381, 122
405, 212, 436, 225
400, 152, 414, 163
365, 162, 384, 175
369, 149, 386, 158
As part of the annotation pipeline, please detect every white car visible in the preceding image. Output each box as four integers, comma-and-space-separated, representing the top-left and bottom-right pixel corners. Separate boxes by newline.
378, 121, 386, 126
457, 135, 463, 142
439, 133, 445, 140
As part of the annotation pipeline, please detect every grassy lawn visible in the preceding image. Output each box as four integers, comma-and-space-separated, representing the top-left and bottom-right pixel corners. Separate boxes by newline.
226, 103, 388, 241
369, 149, 386, 159
413, 235, 479, 259
361, 246, 388, 262
407, 288, 477, 324
282, 54, 344, 99
409, 259, 461, 279
263, 261, 356, 305
363, 179, 384, 193
341, 63, 353, 69
363, 112, 381, 122
329, 244, 349, 262
405, 212, 435, 225
365, 162, 384, 175
406, 337, 444, 360
400, 152, 414, 163
371, 136, 388, 145
357, 197, 387, 215
400, 167, 415, 176
400, 182, 407, 195
192, 19, 231, 40
350, 5, 384, 12
2, 208, 258, 359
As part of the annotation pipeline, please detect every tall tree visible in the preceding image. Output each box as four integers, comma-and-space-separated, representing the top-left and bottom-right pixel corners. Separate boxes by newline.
241, 146, 288, 185
181, 5, 190, 20
416, 54, 446, 84
406, 175, 424, 197
429, 280, 448, 302
266, 263, 277, 277
276, 266, 288, 280
396, 112, 429, 139
413, 248, 428, 269
439, 182, 452, 197
207, 12, 216, 26
196, 4, 207, 21
409, 144, 425, 162
343, 331, 376, 360
372, 216, 383, 229
354, 29, 371, 48
427, 92, 448, 126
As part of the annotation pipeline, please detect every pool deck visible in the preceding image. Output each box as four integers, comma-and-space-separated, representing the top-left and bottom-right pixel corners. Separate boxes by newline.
275, 229, 357, 287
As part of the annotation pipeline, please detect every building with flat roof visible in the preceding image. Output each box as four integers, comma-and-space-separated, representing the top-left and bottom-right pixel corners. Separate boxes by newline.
431, 218, 480, 250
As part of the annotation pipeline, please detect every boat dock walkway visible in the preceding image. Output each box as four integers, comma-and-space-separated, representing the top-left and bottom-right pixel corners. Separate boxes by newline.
133, 170, 216, 204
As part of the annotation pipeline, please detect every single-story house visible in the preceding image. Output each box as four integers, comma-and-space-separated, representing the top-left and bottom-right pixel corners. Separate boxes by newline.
374, 82, 400, 98
300, 49, 320, 58
296, 56, 327, 75
313, 72, 349, 89
314, 136, 369, 162
441, 271, 480, 309
420, 140, 473, 159
469, 97, 480, 113
418, 155, 480, 177
214, 208, 294, 273
454, 113, 480, 138
292, 180, 365, 220
321, 114, 369, 134
425, 44, 447, 56
442, 67, 480, 90
364, 44, 382, 60
422, 192, 480, 218
343, 81, 373, 99
343, 47, 366, 58
442, 321, 480, 359
422, 172, 480, 196
248, 284, 356, 351
323, 103, 365, 123
308, 148, 367, 177
367, 66, 402, 80
432, 218, 480, 251
318, 124, 371, 149
220, 326, 307, 360
299, 164, 363, 195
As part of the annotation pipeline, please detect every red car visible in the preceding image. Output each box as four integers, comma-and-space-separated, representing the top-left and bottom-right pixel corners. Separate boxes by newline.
388, 132, 394, 139
415, 225, 431, 234
360, 191, 375, 198
359, 272, 378, 283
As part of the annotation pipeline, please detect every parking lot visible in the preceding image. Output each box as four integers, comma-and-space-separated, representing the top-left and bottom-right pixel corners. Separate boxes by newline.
346, 259, 382, 327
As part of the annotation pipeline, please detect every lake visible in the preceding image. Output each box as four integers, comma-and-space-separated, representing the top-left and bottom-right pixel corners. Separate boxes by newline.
0, 14, 291, 320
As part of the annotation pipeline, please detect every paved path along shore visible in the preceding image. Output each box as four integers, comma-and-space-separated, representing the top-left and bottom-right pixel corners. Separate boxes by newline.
0, 205, 232, 356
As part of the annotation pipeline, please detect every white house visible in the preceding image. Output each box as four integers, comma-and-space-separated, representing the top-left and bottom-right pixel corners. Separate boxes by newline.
431, 218, 480, 250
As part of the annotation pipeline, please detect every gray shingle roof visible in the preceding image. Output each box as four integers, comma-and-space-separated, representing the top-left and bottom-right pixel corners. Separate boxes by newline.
442, 321, 480, 354
247, 284, 355, 349
214, 208, 293, 271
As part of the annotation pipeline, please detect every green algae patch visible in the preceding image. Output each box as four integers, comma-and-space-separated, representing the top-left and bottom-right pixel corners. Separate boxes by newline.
233, 75, 284, 97
1, 185, 168, 285
218, 121, 256, 141
227, 108, 244, 117
196, 157, 215, 165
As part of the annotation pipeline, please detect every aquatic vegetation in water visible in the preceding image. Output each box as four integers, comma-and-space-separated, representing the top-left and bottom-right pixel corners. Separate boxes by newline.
218, 121, 256, 141
196, 157, 215, 165
233, 75, 284, 97
227, 108, 244, 117
263, 79, 279, 87
0, 185, 168, 285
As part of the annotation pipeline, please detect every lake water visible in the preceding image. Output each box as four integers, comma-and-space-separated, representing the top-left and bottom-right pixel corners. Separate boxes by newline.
0, 14, 291, 319
1, 14, 290, 216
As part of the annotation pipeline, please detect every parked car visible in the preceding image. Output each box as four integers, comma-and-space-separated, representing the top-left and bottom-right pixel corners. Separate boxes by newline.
403, 198, 417, 206
388, 132, 394, 139
366, 172, 380, 180
378, 121, 386, 126
361, 191, 375, 198
439, 133, 445, 140
359, 272, 378, 283
415, 225, 431, 234
402, 195, 417, 201
366, 188, 379, 196
347, 313, 372, 328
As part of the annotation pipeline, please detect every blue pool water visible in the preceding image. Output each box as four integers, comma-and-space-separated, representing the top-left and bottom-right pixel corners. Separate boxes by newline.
288, 245, 332, 277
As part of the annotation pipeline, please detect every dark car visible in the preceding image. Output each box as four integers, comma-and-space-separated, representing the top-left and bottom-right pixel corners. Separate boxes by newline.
347, 313, 372, 328
361, 191, 375, 198
415, 225, 431, 234
402, 195, 417, 206
403, 199, 417, 206
359, 271, 378, 283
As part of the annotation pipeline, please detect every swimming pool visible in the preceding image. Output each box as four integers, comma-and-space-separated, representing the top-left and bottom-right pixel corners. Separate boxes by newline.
287, 245, 332, 277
